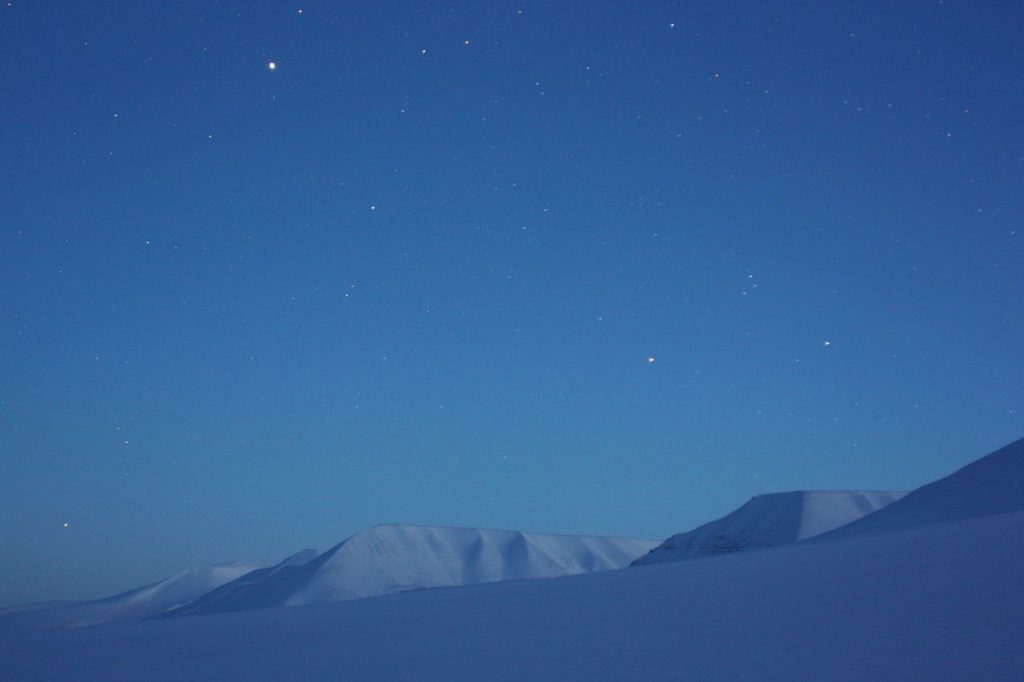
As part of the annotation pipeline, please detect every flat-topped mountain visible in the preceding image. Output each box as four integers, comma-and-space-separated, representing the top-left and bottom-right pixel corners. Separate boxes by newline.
163, 524, 657, 617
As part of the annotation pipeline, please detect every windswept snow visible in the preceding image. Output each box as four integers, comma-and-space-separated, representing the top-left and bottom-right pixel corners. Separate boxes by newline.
634, 490, 905, 565
163, 524, 657, 617
0, 561, 263, 632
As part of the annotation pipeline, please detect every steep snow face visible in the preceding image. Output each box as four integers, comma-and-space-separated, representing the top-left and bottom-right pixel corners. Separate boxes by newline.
797, 491, 907, 539
634, 490, 905, 566
164, 525, 658, 617
819, 436, 1024, 539
0, 561, 263, 632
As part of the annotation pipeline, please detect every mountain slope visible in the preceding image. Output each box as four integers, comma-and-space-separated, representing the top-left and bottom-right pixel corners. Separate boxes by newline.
818, 436, 1024, 539
634, 490, 905, 565
0, 561, 263, 632
164, 524, 657, 617
2, 509, 1020, 681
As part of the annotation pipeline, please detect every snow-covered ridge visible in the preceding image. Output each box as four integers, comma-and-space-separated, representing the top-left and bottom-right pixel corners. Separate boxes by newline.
817, 436, 1024, 539
633, 490, 906, 566
1, 526, 656, 629
164, 524, 658, 617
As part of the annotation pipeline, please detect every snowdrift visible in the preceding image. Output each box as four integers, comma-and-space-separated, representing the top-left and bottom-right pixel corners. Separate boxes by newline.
634, 490, 905, 565
163, 524, 658, 617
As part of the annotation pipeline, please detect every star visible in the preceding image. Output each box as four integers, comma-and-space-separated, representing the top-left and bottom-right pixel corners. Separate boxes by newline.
647, 356, 656, 364
267, 61, 277, 71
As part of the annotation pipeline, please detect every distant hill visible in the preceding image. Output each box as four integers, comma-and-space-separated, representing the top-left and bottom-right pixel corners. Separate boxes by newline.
0, 561, 262, 632
163, 525, 657, 618
633, 490, 905, 566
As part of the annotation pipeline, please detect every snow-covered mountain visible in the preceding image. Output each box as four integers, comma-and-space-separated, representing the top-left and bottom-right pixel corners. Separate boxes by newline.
163, 524, 658, 617
2, 439, 1022, 680
633, 490, 905, 566
3, 508, 1021, 680
817, 436, 1024, 539
0, 561, 263, 632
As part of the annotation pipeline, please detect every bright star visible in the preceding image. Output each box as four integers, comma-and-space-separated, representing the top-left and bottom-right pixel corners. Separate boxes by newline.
267, 61, 277, 71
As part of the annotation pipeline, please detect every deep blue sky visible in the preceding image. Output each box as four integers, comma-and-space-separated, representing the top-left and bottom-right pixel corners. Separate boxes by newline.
1, 0, 1021, 605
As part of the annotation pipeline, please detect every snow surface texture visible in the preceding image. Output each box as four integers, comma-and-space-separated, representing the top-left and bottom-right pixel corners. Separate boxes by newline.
162, 525, 658, 617
0, 561, 262, 632
633, 490, 905, 565
817, 436, 1024, 539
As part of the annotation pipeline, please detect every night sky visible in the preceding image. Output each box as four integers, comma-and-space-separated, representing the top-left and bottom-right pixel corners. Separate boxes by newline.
2, 1, 1022, 606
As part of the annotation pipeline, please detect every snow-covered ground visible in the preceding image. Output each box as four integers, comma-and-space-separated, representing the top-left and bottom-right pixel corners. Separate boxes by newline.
634, 490, 905, 565
1, 437, 1020, 681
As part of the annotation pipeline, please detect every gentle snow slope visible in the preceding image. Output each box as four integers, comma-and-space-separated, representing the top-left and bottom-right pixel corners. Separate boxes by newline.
2, 510, 1020, 681
634, 490, 905, 565
0, 561, 262, 632
163, 524, 657, 617
819, 436, 1024, 539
